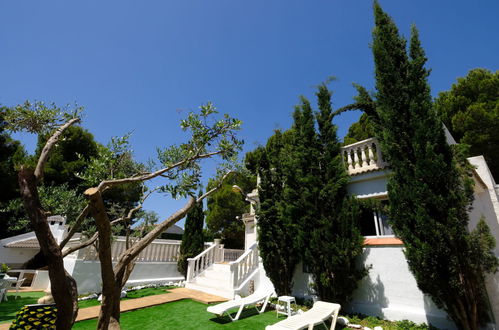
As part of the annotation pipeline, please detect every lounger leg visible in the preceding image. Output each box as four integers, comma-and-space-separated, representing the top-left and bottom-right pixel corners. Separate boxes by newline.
228, 304, 245, 321
255, 295, 270, 314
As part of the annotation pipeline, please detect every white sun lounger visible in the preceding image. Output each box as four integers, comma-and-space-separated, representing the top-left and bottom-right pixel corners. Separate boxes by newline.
207, 286, 274, 321
265, 301, 341, 330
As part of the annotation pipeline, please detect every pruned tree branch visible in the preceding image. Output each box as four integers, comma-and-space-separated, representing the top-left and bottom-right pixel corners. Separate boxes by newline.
59, 205, 90, 249
35, 117, 80, 182
61, 232, 98, 258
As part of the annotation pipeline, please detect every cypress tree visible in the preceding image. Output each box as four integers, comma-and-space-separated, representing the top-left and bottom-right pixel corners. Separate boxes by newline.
285, 97, 321, 256
257, 131, 301, 295
362, 3, 498, 328
178, 191, 205, 277
307, 84, 367, 305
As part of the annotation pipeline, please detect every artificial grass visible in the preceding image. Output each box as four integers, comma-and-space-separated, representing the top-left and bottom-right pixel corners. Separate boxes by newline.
78, 286, 174, 309
73, 299, 285, 330
0, 291, 45, 324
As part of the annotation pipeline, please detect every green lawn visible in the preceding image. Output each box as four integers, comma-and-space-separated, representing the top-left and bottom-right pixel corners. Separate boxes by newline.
78, 286, 174, 309
73, 299, 286, 330
0, 286, 175, 324
0, 291, 45, 324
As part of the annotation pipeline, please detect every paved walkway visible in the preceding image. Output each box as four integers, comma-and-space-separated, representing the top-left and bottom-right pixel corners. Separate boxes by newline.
0, 287, 227, 329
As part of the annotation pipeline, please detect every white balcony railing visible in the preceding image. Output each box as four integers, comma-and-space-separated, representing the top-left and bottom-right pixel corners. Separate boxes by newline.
341, 137, 388, 175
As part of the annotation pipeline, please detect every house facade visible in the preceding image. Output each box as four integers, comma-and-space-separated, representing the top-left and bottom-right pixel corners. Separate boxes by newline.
185, 135, 499, 329
292, 137, 499, 328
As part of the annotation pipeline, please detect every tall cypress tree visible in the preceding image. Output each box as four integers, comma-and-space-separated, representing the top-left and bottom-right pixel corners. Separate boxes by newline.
256, 131, 301, 295
360, 3, 498, 328
284, 97, 321, 256
307, 84, 367, 305
178, 191, 205, 277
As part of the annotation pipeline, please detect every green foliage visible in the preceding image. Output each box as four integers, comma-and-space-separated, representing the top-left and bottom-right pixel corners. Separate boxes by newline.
434, 68, 499, 179
156, 102, 243, 200
178, 192, 205, 277
256, 130, 301, 295
35, 126, 98, 191
3, 101, 82, 135
345, 3, 498, 327
255, 85, 366, 300
307, 84, 367, 305
205, 172, 255, 249
0, 263, 9, 273
0, 111, 27, 238
343, 113, 376, 145
2, 184, 86, 236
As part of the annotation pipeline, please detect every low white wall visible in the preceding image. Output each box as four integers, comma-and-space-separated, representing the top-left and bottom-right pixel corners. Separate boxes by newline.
349, 246, 453, 329
70, 260, 184, 294
291, 246, 454, 329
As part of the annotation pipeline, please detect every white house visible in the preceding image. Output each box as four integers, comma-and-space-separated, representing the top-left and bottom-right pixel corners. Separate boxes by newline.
185, 136, 499, 329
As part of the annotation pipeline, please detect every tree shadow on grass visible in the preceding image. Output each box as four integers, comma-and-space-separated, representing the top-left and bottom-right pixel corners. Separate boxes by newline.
209, 307, 262, 324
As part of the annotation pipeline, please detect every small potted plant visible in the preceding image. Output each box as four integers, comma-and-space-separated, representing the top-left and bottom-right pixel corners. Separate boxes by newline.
0, 263, 10, 279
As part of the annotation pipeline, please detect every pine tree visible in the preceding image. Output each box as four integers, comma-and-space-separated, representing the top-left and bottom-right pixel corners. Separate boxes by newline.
360, 3, 498, 328
307, 84, 367, 305
178, 191, 205, 277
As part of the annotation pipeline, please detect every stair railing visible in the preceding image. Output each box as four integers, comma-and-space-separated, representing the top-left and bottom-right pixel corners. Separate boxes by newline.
186, 241, 223, 282
229, 242, 259, 289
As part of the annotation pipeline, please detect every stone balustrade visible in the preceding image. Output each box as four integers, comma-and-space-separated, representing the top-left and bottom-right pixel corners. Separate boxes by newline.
77, 237, 184, 263
341, 137, 388, 175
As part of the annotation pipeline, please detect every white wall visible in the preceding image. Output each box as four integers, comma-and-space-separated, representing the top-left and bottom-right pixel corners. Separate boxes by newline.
291, 246, 453, 328
69, 260, 184, 294
0, 232, 39, 268
468, 156, 499, 325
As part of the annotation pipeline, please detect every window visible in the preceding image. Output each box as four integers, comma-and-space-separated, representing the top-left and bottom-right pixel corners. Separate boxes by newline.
359, 200, 393, 237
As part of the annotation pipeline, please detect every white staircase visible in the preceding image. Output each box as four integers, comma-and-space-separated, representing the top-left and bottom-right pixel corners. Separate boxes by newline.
185, 242, 259, 299
185, 263, 235, 298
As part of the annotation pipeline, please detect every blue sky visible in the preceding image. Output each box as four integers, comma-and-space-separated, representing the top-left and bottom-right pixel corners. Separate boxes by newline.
2, 1, 498, 227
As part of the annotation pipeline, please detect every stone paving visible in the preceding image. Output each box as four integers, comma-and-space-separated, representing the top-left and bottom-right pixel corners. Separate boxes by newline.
0, 287, 227, 329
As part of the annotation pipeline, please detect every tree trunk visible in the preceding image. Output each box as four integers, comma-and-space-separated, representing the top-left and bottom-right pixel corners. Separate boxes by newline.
85, 187, 122, 330
18, 167, 78, 330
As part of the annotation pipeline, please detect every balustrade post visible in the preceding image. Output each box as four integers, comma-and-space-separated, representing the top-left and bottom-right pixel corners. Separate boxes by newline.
346, 151, 354, 171
360, 147, 368, 167
186, 259, 193, 282
353, 149, 360, 169
368, 143, 375, 166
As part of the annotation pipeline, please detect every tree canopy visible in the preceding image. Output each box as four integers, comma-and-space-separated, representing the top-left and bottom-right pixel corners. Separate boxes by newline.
205, 171, 255, 249
435, 68, 499, 179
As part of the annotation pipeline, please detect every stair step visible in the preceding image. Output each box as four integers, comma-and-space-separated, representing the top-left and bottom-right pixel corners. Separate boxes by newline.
193, 275, 230, 288
199, 270, 232, 281
211, 263, 232, 272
